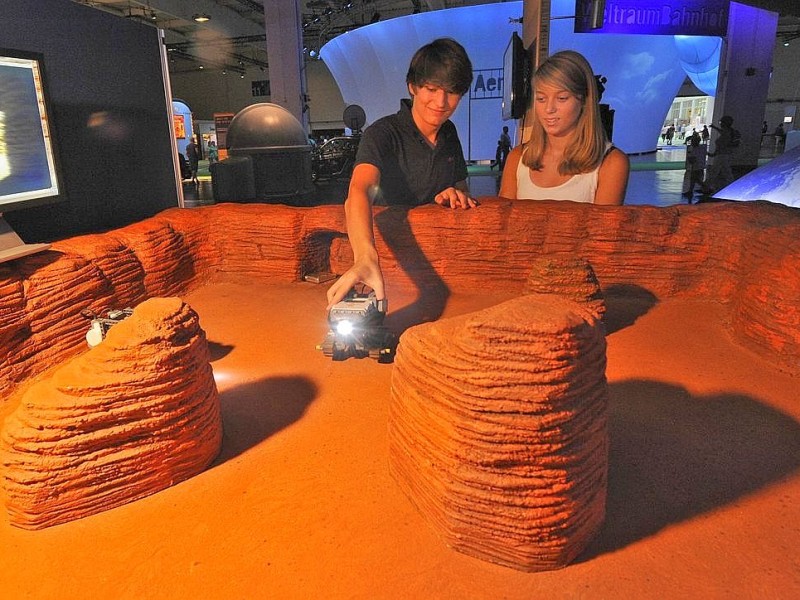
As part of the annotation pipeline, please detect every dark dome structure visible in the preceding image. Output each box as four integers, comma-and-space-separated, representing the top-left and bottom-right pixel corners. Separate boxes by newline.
227, 103, 310, 152
215, 103, 313, 205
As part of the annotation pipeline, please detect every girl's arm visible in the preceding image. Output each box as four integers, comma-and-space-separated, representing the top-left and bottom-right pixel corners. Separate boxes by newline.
594, 148, 630, 205
498, 146, 523, 199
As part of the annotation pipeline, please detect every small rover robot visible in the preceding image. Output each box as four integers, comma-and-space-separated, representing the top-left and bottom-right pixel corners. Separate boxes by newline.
82, 308, 134, 348
317, 289, 396, 362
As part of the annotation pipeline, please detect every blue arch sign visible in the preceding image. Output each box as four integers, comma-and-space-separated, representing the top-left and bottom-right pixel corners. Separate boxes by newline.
575, 0, 730, 36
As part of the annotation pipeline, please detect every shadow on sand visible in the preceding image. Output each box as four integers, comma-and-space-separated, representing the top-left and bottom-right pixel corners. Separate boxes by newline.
602, 284, 659, 335
579, 379, 800, 560
211, 375, 317, 464
375, 207, 450, 334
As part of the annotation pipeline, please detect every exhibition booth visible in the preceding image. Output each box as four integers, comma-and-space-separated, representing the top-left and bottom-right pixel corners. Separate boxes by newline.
321, 0, 776, 157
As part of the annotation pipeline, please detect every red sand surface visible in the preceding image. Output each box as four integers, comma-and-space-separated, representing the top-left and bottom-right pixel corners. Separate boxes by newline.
2, 279, 798, 599
2, 200, 800, 597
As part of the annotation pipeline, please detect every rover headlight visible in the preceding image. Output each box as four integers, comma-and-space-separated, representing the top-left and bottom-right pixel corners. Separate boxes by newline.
336, 320, 354, 336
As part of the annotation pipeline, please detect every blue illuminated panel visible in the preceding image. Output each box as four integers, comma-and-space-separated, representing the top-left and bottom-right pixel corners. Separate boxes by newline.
0, 53, 60, 209
715, 144, 800, 207
575, 0, 730, 36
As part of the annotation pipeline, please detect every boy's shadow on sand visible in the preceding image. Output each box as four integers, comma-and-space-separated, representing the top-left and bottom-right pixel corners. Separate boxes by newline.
579, 379, 800, 560
375, 207, 449, 333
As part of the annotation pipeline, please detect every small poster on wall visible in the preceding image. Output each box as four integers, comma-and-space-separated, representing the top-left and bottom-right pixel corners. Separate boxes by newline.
214, 112, 235, 159
174, 114, 186, 139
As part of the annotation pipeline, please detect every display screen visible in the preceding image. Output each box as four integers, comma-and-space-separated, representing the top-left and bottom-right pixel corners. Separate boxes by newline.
502, 32, 530, 121
0, 49, 62, 211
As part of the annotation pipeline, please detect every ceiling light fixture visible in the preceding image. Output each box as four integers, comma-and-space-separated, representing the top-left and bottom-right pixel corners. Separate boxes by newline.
193, 13, 211, 23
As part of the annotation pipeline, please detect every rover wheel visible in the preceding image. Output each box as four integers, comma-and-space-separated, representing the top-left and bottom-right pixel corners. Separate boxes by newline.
331, 343, 348, 361
320, 336, 334, 357
377, 348, 395, 364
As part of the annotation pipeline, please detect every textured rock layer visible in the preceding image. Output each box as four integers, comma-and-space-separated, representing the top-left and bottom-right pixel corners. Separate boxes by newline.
1, 200, 799, 398
524, 256, 605, 320
389, 294, 609, 571
0, 297, 222, 529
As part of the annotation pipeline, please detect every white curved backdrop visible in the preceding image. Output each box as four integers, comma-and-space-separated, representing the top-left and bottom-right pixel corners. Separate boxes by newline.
320, 0, 721, 157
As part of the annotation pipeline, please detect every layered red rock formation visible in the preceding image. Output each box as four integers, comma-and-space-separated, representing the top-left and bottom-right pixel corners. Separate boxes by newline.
1, 200, 799, 399
0, 297, 222, 529
389, 294, 608, 571
524, 256, 605, 320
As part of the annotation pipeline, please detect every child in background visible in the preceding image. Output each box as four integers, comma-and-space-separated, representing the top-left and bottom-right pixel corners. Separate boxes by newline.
207, 140, 219, 164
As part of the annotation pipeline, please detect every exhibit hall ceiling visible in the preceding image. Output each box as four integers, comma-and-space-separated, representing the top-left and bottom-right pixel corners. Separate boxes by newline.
70, 1, 800, 75
71, 0, 466, 75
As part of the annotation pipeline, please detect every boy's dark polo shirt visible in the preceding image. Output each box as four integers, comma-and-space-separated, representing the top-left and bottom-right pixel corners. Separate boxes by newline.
355, 99, 468, 206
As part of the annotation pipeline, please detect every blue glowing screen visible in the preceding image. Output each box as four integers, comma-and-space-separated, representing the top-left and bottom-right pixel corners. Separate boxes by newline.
0, 56, 60, 209
715, 143, 800, 207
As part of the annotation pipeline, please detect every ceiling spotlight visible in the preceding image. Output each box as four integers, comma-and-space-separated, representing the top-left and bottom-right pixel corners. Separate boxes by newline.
193, 13, 211, 23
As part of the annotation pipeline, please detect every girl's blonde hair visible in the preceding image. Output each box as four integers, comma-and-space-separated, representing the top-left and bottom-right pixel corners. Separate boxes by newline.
521, 50, 608, 175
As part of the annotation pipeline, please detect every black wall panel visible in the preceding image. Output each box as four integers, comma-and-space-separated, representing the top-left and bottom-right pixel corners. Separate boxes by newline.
2, 0, 177, 241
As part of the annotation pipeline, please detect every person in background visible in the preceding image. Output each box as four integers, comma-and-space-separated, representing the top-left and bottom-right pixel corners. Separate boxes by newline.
326, 37, 477, 308
499, 50, 629, 205
682, 134, 707, 202
774, 122, 786, 150
705, 115, 737, 193
701, 125, 710, 144
207, 140, 219, 165
493, 125, 512, 171
185, 137, 200, 185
